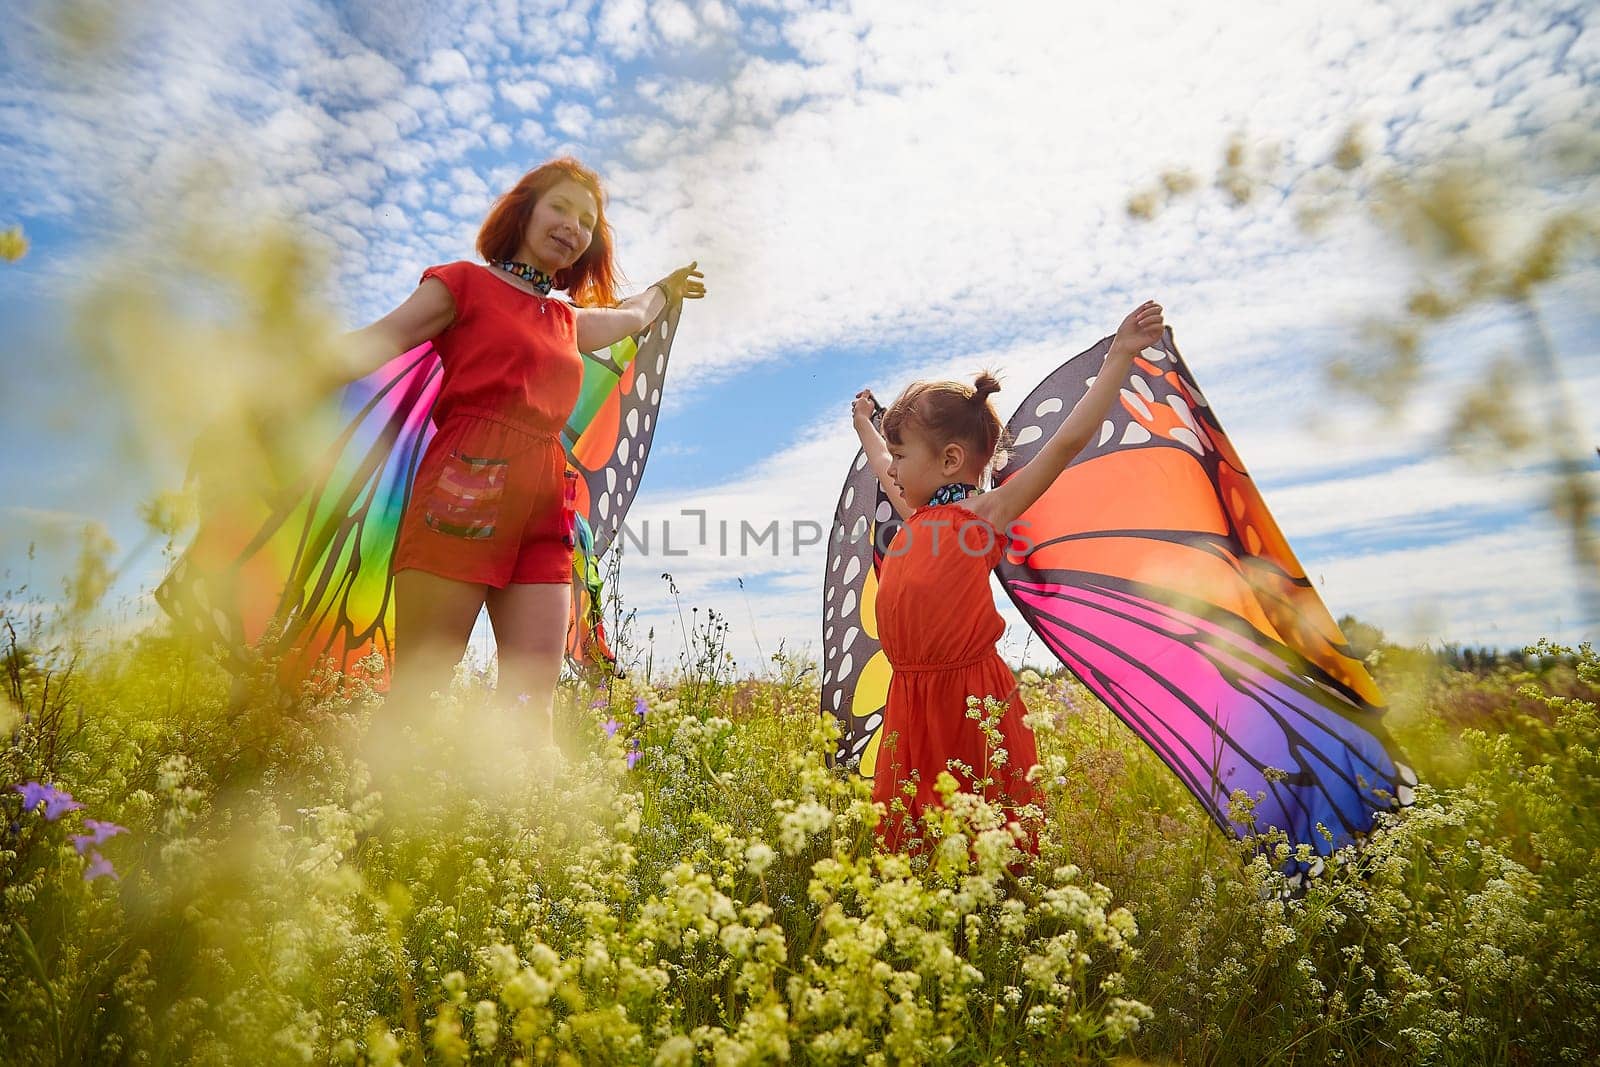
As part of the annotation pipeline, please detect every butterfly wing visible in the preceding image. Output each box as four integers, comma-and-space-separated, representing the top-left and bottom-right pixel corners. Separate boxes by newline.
564, 299, 684, 553
157, 342, 441, 683
821, 441, 903, 771
561, 298, 685, 667
995, 329, 1414, 867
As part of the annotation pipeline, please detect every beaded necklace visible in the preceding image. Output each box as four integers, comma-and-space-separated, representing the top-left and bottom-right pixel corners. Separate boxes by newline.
493, 260, 556, 313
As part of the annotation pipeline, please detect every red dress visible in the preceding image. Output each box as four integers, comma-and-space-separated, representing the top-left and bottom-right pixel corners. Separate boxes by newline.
393, 261, 583, 587
871, 502, 1041, 852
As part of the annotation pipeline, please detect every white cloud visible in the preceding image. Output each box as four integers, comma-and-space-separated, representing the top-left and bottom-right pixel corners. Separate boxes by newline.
418, 47, 472, 85
552, 101, 594, 138
499, 78, 552, 112
516, 118, 548, 147
652, 0, 700, 45
539, 54, 611, 91
597, 0, 651, 60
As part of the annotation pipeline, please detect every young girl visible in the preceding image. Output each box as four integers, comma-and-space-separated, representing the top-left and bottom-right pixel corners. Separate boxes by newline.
851, 299, 1166, 853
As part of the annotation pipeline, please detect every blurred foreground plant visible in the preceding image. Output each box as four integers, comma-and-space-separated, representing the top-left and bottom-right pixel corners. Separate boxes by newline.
4, 605, 1598, 1063
1129, 128, 1600, 617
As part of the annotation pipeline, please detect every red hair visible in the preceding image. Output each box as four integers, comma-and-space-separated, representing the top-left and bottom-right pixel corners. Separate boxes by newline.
476, 157, 620, 307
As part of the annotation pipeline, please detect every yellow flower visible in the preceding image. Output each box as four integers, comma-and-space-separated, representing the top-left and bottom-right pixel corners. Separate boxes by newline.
0, 226, 27, 261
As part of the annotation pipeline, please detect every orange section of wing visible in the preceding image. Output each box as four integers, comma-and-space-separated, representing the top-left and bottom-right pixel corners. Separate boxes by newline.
1023, 533, 1283, 639
1008, 445, 1382, 706
1012, 449, 1229, 545
573, 389, 620, 471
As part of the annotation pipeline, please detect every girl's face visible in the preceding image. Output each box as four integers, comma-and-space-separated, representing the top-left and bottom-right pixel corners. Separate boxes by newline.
520, 179, 598, 271
887, 425, 960, 507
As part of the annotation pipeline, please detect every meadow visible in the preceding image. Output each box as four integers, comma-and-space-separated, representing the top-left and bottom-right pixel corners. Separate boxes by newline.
3, 601, 1597, 1066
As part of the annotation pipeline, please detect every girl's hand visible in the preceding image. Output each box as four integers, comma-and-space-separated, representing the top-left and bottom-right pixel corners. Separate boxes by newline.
1109, 299, 1165, 357
656, 261, 706, 303
852, 389, 882, 422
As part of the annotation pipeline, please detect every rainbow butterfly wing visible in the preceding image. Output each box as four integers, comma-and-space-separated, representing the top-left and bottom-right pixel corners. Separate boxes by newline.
158, 342, 440, 681
159, 297, 685, 682
564, 300, 683, 553
562, 299, 685, 666
821, 430, 902, 773
993, 330, 1414, 867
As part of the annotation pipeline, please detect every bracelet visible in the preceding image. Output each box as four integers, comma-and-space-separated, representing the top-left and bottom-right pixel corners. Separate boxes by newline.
650, 280, 671, 304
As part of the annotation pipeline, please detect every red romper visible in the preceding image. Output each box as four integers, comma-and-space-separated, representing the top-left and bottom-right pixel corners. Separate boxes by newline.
392, 261, 583, 586
871, 503, 1041, 852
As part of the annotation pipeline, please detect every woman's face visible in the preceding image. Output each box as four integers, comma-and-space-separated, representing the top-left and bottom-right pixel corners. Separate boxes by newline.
520, 178, 598, 271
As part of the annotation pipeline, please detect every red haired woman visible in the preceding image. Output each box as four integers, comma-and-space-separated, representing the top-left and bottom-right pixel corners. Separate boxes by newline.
345, 157, 703, 744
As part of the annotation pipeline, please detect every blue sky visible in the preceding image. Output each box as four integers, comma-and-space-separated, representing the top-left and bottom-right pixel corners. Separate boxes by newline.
2, 0, 1598, 674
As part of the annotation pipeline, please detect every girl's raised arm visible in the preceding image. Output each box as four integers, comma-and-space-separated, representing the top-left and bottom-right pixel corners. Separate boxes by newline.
978, 301, 1165, 533
852, 390, 914, 521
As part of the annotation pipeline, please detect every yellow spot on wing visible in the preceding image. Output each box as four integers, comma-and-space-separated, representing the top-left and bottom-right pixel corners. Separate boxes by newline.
852, 649, 892, 779
860, 566, 880, 640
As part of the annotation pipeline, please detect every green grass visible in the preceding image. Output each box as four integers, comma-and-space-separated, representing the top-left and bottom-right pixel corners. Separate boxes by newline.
3, 616, 1598, 1065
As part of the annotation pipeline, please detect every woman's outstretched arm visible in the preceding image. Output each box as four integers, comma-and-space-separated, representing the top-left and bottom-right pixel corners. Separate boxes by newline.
575, 261, 705, 352
333, 277, 456, 387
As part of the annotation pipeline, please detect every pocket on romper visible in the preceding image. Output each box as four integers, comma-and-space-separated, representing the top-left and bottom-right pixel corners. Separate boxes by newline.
424, 451, 509, 540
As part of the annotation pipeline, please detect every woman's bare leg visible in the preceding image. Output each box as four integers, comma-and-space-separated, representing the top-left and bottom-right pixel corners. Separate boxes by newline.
485, 581, 572, 748
362, 570, 488, 790
392, 569, 488, 701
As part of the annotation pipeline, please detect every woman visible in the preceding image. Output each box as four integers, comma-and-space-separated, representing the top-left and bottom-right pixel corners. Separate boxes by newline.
345, 156, 704, 744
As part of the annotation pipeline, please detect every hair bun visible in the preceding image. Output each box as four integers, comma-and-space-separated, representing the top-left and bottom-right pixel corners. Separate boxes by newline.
972, 371, 1002, 402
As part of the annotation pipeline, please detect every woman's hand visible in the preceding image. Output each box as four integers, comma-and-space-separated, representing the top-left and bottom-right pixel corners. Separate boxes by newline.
1109, 299, 1165, 358
655, 261, 706, 303
851, 389, 882, 422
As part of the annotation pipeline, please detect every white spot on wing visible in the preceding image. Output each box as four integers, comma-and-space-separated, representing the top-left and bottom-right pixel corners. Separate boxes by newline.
1120, 388, 1153, 421
1169, 427, 1204, 454
1168, 395, 1197, 431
